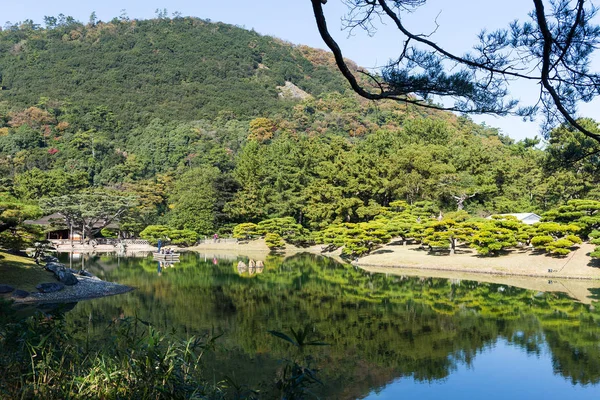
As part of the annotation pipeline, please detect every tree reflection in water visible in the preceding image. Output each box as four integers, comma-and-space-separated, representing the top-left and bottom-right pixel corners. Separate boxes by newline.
61, 252, 600, 398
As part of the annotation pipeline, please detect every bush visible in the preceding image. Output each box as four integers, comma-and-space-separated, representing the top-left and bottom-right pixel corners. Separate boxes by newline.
530, 235, 554, 247
140, 225, 198, 246
257, 217, 310, 246
139, 225, 171, 245
565, 235, 583, 244
168, 229, 199, 246
0, 310, 222, 399
265, 232, 285, 250
232, 222, 259, 240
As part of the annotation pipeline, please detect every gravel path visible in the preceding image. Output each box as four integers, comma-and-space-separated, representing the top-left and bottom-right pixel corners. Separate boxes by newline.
13, 276, 133, 304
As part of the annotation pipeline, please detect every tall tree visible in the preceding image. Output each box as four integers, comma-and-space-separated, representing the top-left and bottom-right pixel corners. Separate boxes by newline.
41, 191, 136, 241
310, 0, 600, 144
167, 167, 220, 235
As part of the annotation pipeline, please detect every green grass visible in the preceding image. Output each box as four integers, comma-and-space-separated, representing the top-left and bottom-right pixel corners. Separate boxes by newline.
0, 251, 55, 292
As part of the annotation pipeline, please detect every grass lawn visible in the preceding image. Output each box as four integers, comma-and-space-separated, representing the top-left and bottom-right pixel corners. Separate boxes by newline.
0, 251, 56, 292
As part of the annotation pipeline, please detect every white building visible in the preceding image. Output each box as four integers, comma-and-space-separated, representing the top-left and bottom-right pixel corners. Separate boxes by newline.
487, 213, 542, 225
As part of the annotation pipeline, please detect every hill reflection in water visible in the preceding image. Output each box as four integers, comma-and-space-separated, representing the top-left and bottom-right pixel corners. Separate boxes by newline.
60, 252, 600, 399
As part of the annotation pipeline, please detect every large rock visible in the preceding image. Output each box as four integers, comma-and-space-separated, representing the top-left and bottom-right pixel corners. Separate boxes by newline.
77, 270, 96, 278
41, 255, 59, 263
11, 289, 29, 299
45, 262, 65, 274
277, 81, 311, 100
0, 284, 15, 294
36, 282, 65, 293
57, 270, 78, 286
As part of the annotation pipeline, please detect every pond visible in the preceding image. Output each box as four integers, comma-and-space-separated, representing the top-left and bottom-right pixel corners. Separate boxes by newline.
56, 251, 600, 399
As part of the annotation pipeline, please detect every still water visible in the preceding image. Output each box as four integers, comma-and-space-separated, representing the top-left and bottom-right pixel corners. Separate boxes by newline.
58, 252, 600, 399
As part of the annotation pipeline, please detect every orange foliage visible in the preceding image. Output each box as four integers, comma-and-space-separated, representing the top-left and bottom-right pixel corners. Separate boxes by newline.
248, 117, 276, 142
56, 121, 70, 131
8, 107, 56, 128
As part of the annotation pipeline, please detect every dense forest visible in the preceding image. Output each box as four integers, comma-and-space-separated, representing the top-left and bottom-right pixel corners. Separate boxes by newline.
1, 14, 599, 248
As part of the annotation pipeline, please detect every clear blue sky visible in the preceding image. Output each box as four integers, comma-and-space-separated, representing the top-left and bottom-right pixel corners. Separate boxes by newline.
3, 0, 599, 141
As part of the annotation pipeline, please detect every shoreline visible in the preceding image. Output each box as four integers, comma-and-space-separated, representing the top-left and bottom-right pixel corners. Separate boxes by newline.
191, 239, 600, 281
353, 260, 600, 280
8, 275, 134, 305
190, 239, 600, 303
190, 239, 346, 264
1, 251, 135, 305
10, 238, 600, 305
355, 241, 600, 281
51, 244, 156, 253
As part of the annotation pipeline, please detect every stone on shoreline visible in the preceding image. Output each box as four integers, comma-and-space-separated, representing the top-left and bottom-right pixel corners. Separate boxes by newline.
42, 255, 60, 263
57, 270, 78, 286
77, 270, 96, 278
11, 289, 29, 298
0, 284, 15, 294
45, 262, 65, 273
37, 282, 65, 293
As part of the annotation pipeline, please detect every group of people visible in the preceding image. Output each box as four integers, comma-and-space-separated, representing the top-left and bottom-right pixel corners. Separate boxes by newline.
159, 248, 175, 254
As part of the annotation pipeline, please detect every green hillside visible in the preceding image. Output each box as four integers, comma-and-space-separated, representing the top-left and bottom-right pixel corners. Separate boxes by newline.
0, 16, 351, 126
0, 15, 598, 244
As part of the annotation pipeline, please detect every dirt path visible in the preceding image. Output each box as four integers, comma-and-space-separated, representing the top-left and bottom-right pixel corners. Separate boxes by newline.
356, 242, 600, 280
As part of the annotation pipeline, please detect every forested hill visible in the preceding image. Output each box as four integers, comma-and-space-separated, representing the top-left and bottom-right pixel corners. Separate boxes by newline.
0, 15, 599, 242
0, 16, 352, 125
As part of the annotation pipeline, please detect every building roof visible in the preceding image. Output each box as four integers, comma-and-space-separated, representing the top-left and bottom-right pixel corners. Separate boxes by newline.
24, 213, 119, 229
23, 213, 66, 226
486, 213, 542, 225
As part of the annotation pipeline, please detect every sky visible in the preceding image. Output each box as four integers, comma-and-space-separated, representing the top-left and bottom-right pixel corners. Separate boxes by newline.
3, 0, 600, 141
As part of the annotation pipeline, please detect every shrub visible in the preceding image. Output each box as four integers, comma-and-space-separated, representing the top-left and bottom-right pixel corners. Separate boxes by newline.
530, 235, 554, 247
168, 229, 199, 246
0, 310, 222, 399
139, 225, 171, 245
265, 232, 285, 250
140, 226, 198, 246
232, 222, 259, 240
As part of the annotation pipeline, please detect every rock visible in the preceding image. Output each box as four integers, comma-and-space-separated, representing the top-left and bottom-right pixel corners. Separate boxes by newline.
237, 261, 247, 274
256, 260, 264, 268
11, 289, 29, 298
77, 270, 96, 278
277, 81, 311, 100
0, 284, 15, 294
57, 270, 78, 286
45, 262, 65, 273
37, 282, 65, 293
